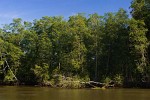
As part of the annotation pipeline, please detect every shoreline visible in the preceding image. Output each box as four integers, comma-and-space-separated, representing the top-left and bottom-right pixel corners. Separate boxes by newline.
1, 82, 150, 89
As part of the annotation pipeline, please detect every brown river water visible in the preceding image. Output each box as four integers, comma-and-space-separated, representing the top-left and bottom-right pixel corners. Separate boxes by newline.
0, 86, 150, 100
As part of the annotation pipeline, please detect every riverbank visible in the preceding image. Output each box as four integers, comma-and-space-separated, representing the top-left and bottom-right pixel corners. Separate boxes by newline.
0, 79, 115, 89
1, 81, 150, 89
0, 81, 118, 89
1, 74, 150, 89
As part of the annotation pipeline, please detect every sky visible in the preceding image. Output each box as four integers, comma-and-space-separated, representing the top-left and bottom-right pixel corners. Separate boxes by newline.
0, 0, 132, 27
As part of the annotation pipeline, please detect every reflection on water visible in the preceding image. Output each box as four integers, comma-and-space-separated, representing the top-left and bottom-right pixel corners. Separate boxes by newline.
0, 86, 150, 100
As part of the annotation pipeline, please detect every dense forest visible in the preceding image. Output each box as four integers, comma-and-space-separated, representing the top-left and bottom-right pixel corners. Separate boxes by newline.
0, 0, 150, 88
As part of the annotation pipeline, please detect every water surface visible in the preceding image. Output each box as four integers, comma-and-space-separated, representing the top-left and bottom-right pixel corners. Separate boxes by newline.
0, 86, 150, 100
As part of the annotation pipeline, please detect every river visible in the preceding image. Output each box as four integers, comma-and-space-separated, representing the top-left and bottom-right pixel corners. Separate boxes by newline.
0, 86, 150, 100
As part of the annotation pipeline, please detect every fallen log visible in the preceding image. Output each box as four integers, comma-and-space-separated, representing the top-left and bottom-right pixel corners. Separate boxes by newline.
81, 81, 105, 88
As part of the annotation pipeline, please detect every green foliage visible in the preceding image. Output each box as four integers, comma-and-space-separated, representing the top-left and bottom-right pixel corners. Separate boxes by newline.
32, 63, 49, 84
114, 74, 123, 85
130, 0, 150, 82
3, 70, 16, 84
102, 77, 112, 85
129, 19, 148, 73
51, 74, 83, 88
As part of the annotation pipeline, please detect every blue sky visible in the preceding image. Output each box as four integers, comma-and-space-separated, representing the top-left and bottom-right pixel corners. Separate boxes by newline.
0, 0, 132, 26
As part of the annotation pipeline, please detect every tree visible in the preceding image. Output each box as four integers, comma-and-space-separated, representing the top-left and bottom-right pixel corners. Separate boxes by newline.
60, 14, 88, 76
0, 33, 23, 83
131, 0, 150, 83
87, 13, 103, 81
108, 9, 129, 78
129, 18, 148, 82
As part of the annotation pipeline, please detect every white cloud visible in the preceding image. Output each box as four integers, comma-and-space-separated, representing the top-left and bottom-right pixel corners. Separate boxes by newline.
0, 12, 21, 19
0, 12, 24, 27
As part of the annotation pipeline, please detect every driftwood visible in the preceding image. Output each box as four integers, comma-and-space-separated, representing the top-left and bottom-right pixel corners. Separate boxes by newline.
81, 81, 115, 88
81, 81, 105, 88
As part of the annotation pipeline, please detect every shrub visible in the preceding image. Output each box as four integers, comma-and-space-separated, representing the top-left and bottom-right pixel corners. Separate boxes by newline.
32, 63, 50, 84
102, 77, 112, 85
50, 74, 84, 88
114, 74, 123, 86
3, 70, 16, 84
